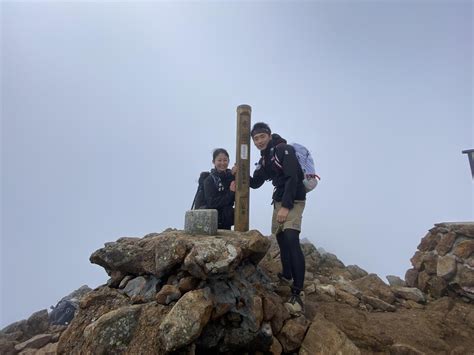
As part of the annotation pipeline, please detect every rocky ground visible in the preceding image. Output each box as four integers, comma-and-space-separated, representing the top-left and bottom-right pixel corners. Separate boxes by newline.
1, 223, 473, 354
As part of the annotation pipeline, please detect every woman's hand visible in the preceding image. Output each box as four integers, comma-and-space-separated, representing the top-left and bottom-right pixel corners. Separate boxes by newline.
230, 181, 236, 192
231, 165, 238, 175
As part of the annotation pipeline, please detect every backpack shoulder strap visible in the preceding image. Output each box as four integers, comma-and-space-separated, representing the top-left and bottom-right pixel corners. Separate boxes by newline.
271, 143, 287, 169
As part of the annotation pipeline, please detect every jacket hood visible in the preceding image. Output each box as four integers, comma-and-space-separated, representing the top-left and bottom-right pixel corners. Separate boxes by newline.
261, 133, 287, 156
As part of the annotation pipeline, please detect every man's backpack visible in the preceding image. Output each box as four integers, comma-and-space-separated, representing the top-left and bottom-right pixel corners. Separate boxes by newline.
191, 172, 221, 209
272, 143, 320, 192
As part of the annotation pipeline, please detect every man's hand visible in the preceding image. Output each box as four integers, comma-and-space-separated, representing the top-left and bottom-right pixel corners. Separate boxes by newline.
230, 181, 236, 192
276, 207, 289, 224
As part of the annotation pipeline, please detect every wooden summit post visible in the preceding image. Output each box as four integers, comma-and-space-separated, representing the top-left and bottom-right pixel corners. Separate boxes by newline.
234, 104, 251, 232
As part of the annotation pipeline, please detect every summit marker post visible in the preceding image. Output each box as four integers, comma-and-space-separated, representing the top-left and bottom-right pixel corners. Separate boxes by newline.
234, 105, 251, 232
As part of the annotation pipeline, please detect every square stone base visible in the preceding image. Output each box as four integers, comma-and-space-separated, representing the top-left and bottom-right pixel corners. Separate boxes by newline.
185, 209, 218, 235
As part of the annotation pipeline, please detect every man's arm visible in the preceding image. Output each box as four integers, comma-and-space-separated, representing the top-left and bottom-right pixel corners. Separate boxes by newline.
279, 145, 299, 209
249, 159, 267, 189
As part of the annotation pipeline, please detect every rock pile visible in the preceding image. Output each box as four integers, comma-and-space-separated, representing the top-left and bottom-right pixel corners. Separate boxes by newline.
2, 223, 474, 354
0, 286, 91, 354
58, 229, 295, 354
405, 222, 474, 301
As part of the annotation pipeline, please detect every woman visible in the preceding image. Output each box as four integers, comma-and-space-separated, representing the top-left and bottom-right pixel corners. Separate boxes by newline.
203, 148, 236, 230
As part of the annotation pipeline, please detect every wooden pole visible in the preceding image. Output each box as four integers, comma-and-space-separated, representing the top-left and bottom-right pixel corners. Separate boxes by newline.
234, 104, 251, 232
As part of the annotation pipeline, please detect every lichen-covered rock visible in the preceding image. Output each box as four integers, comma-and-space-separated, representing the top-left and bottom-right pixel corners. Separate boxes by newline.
57, 287, 130, 353
90, 230, 270, 281
82, 306, 141, 353
183, 238, 241, 278
158, 288, 213, 352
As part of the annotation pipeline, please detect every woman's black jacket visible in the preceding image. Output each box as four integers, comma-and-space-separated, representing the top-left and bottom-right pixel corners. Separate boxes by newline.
203, 169, 235, 229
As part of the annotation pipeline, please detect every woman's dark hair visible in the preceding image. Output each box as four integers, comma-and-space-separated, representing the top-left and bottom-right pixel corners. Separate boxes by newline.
213, 148, 230, 162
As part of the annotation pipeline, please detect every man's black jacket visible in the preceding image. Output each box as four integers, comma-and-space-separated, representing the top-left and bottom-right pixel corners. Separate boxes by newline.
250, 134, 306, 209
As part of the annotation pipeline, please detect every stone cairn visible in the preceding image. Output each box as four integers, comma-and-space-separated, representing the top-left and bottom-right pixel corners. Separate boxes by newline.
2, 222, 473, 354
405, 222, 474, 301
57, 229, 287, 354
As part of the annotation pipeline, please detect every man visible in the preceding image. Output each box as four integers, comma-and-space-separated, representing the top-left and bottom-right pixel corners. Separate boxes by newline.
249, 122, 306, 314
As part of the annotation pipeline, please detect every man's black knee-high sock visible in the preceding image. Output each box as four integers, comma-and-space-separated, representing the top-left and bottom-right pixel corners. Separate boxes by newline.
283, 229, 306, 292
276, 231, 292, 279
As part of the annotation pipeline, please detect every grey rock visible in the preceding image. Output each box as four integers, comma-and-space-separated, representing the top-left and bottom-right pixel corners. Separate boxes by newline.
276, 316, 310, 353
2, 310, 49, 342
351, 274, 396, 304
336, 289, 360, 307
14, 334, 52, 352
183, 238, 241, 279
392, 286, 426, 303
90, 230, 270, 282
456, 264, 474, 287
159, 288, 213, 352
362, 295, 396, 312
386, 275, 406, 287
122, 276, 159, 301
437, 255, 457, 280
118, 275, 133, 289
58, 285, 92, 304
336, 280, 363, 298
317, 284, 336, 298
300, 313, 360, 355
405, 268, 419, 288
347, 265, 369, 280
82, 305, 141, 353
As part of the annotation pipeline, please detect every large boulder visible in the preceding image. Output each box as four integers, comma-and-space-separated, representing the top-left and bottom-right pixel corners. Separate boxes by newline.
158, 288, 213, 352
90, 229, 270, 280
351, 274, 396, 304
300, 313, 360, 354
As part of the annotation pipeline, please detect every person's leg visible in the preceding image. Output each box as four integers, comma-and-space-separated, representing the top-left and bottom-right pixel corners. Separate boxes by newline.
284, 228, 305, 292
284, 230, 306, 315
280, 201, 306, 314
280, 200, 306, 292
272, 202, 292, 280
276, 231, 292, 280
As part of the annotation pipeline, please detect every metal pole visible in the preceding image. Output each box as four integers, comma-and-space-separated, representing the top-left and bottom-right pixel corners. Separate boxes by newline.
462, 149, 474, 179
234, 104, 251, 231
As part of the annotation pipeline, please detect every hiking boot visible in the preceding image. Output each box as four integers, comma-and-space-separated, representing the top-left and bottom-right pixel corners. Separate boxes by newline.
284, 293, 304, 315
277, 272, 292, 286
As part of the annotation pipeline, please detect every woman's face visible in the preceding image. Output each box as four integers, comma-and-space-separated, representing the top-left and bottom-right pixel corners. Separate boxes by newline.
213, 153, 229, 172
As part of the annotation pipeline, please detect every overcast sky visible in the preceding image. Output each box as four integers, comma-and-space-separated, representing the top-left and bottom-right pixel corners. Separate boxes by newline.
1, 1, 472, 327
